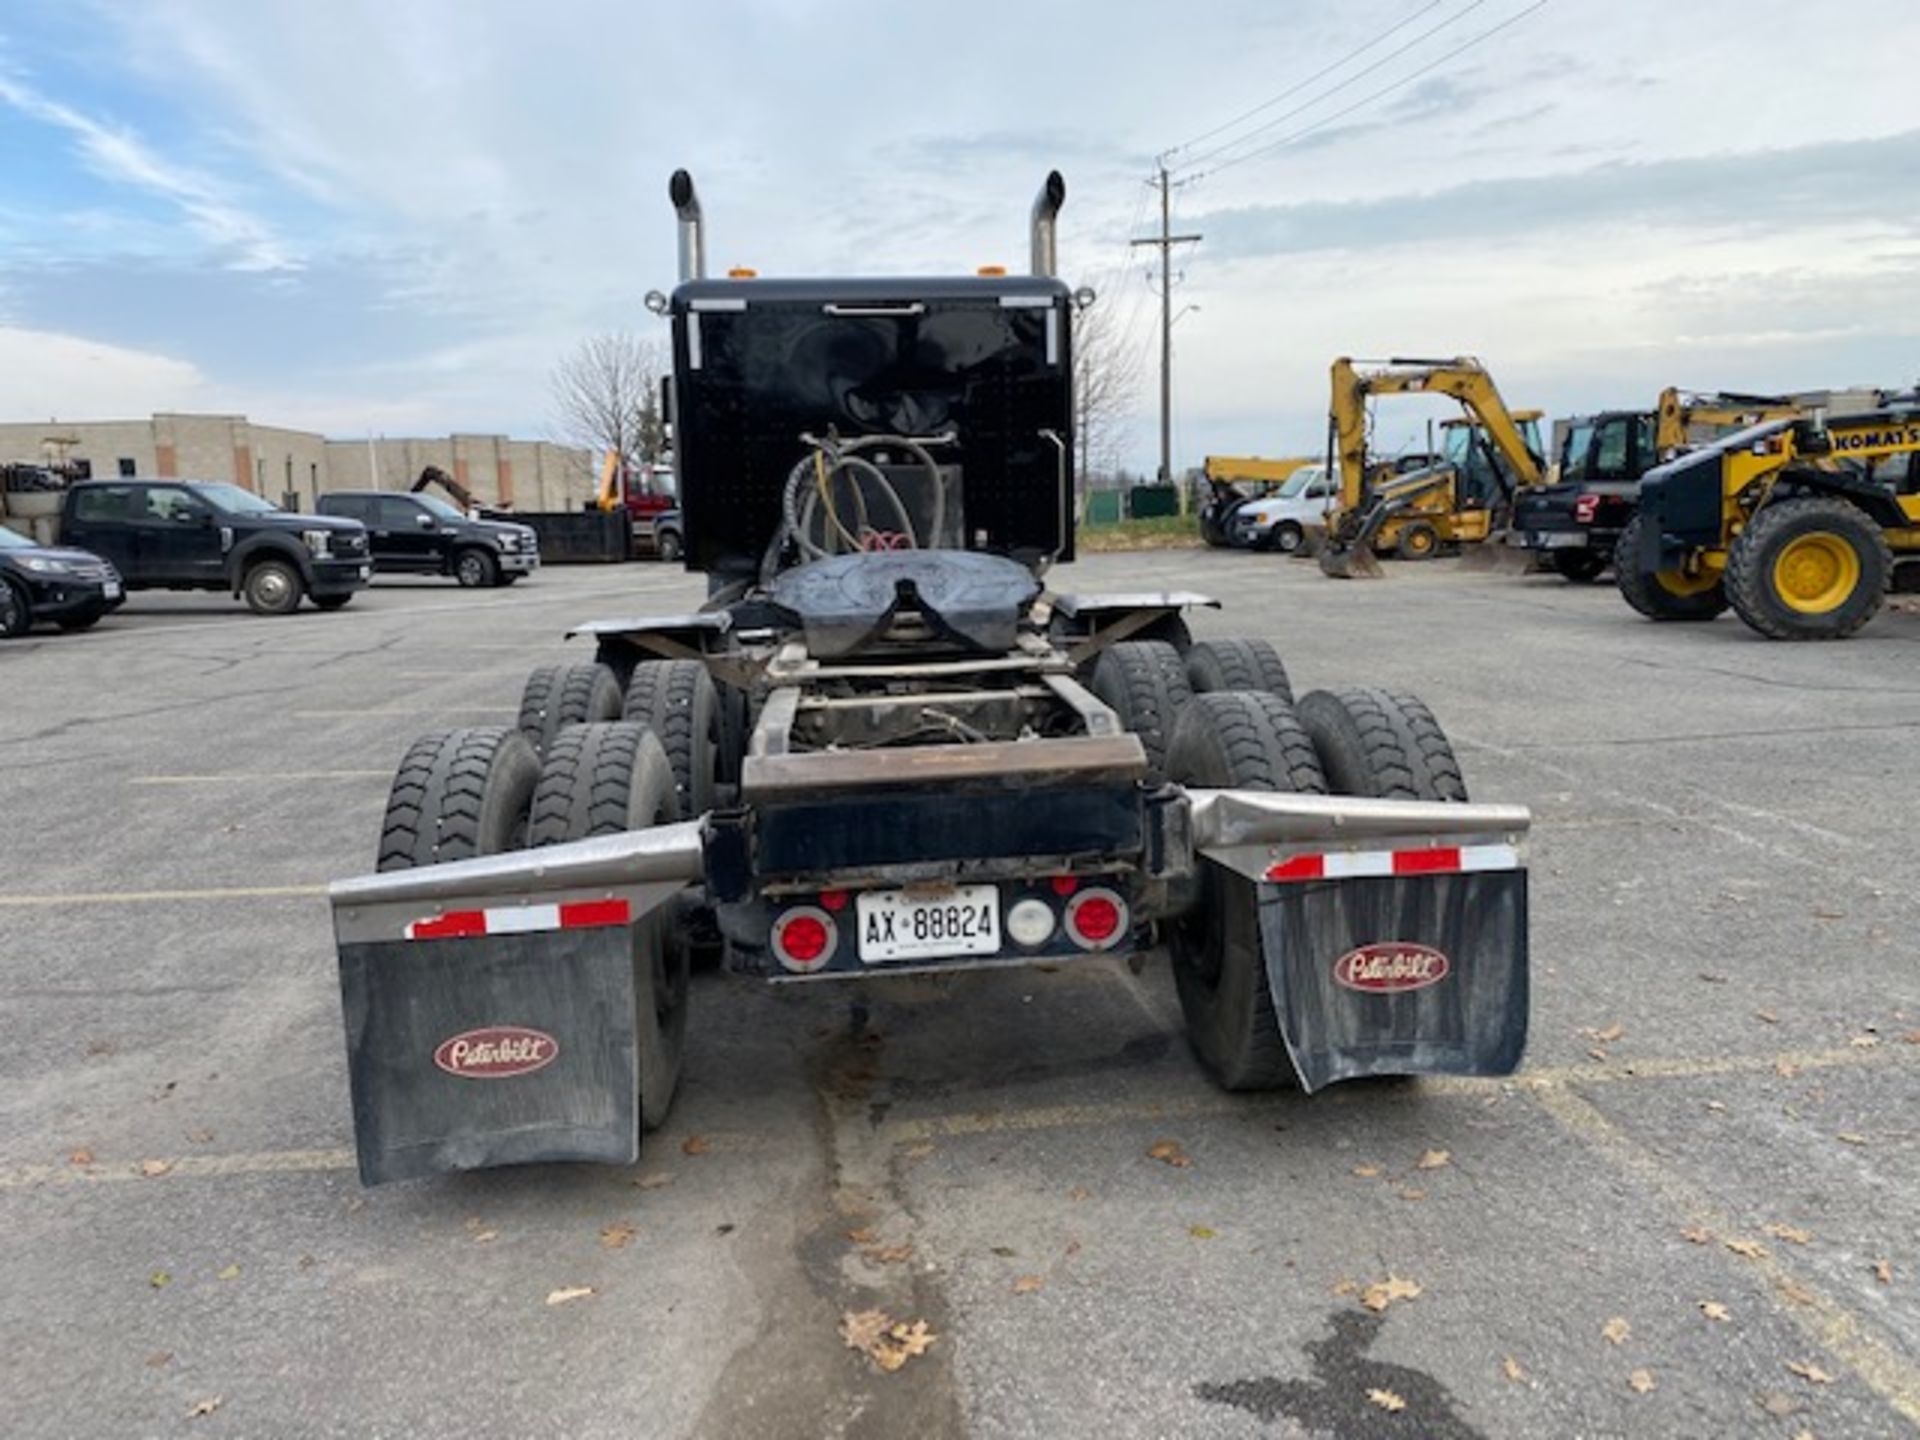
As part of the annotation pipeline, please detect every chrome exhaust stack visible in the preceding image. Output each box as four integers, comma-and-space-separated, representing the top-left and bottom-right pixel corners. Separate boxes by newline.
1030, 170, 1066, 278
670, 169, 705, 283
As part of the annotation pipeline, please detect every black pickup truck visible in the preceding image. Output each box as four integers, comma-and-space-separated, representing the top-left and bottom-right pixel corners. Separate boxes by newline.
52, 480, 371, 614
316, 490, 538, 586
1511, 410, 1658, 581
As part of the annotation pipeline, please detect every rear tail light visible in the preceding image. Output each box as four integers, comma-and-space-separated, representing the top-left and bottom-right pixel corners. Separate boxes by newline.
1573, 495, 1600, 524
1005, 898, 1057, 948
771, 906, 836, 973
1064, 887, 1128, 951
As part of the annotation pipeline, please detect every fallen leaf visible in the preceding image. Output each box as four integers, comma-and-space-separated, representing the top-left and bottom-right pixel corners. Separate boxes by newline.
1682, 1226, 1714, 1245
186, 1397, 222, 1419
1067, 1186, 1092, 1202
840, 1309, 937, 1372
1902, 1030, 1920, 1045
186, 1129, 214, 1144
846, 1227, 878, 1246
216, 1264, 241, 1281
1758, 1391, 1802, 1418
545, 1286, 595, 1306
1415, 1149, 1451, 1171
149, 1271, 171, 1289
1777, 1278, 1816, 1307
139, 1159, 173, 1178
1602, 1316, 1631, 1346
1787, 1361, 1834, 1385
1012, 1274, 1044, 1294
1765, 1223, 1812, 1246
1367, 1388, 1406, 1413
715, 1223, 735, 1237
1147, 1139, 1193, 1169
1850, 1034, 1879, 1048
1704, 1100, 1727, 1112
989, 1245, 1017, 1258
1360, 1276, 1422, 1313
67, 1147, 94, 1166
1189, 1225, 1217, 1240
681, 1135, 710, 1156
631, 1173, 674, 1191
1502, 1355, 1527, 1384
1350, 1164, 1382, 1179
1874, 1259, 1893, 1285
863, 1243, 914, 1265
1775, 1061, 1801, 1078
1628, 1369, 1657, 1395
1700, 1300, 1731, 1323
1756, 1010, 1780, 1025
1063, 1239, 1082, 1258
1398, 1187, 1427, 1202
1837, 1132, 1871, 1147
146, 1351, 172, 1368
599, 1222, 638, 1250
1725, 1238, 1770, 1260
1698, 972, 1728, 983
1588, 1049, 1610, 1063
1812, 907, 1845, 920
1592, 1024, 1626, 1044
1330, 1279, 1359, 1297
470, 1229, 499, 1245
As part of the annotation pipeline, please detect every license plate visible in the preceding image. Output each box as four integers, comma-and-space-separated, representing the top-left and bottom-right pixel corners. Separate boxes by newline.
102, 582, 121, 599
855, 885, 1000, 963
359, 565, 372, 579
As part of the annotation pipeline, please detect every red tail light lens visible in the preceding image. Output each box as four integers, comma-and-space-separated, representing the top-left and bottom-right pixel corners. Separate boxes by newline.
772, 907, 836, 972
1573, 495, 1599, 524
1064, 887, 1128, 951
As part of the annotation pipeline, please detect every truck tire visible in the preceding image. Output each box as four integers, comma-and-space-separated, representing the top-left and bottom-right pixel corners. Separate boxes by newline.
454, 547, 499, 588
376, 726, 541, 871
1614, 512, 1727, 621
621, 659, 720, 820
1166, 691, 1328, 1090
526, 721, 689, 1130
1, 579, 33, 638
313, 593, 353, 611
1395, 521, 1440, 561
1296, 687, 1468, 802
517, 662, 623, 757
1271, 521, 1305, 554
1089, 640, 1192, 778
1184, 638, 1293, 703
1724, 496, 1890, 641
656, 529, 683, 563
57, 612, 104, 631
1550, 548, 1608, 583
242, 556, 304, 615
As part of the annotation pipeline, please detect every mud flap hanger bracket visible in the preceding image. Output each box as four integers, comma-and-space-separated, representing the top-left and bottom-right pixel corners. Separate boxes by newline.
1187, 788, 1530, 880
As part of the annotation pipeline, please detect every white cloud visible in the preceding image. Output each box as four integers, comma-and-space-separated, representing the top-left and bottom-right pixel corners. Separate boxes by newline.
0, 326, 212, 417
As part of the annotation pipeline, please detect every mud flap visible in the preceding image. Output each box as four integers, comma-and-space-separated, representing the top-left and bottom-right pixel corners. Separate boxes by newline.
1258, 871, 1528, 1092
339, 925, 642, 1185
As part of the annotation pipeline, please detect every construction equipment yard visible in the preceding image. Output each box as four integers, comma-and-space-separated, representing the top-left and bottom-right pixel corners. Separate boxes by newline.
5, 557, 1917, 1438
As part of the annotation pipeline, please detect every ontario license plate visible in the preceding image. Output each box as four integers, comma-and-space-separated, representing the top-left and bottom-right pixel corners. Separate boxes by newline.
856, 885, 1000, 963
102, 582, 121, 599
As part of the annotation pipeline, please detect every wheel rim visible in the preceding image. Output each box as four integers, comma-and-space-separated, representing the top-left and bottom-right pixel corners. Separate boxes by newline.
0, 585, 17, 631
459, 554, 485, 584
1407, 529, 1434, 555
253, 568, 291, 607
1654, 565, 1720, 599
1275, 527, 1300, 553
1771, 532, 1859, 614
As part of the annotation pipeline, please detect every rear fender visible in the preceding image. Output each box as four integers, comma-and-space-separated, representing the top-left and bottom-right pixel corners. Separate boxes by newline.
1190, 789, 1530, 1090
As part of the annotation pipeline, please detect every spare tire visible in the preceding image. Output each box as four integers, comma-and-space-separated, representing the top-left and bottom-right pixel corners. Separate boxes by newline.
376, 726, 541, 870
517, 662, 622, 757
1167, 691, 1327, 1090
1295, 687, 1468, 802
1184, 638, 1293, 703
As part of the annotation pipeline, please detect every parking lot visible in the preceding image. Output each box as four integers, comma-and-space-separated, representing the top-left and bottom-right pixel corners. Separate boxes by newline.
3, 554, 1918, 1439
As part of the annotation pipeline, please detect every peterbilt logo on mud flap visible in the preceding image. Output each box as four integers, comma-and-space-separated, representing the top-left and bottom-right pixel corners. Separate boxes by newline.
1334, 943, 1451, 993
433, 1026, 559, 1079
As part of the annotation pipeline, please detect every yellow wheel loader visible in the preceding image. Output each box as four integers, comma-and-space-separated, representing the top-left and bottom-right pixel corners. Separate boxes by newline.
1315, 357, 1546, 578
1622, 400, 1920, 638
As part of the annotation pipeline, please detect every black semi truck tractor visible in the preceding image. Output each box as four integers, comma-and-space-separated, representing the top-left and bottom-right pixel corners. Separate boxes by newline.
327, 170, 1533, 1184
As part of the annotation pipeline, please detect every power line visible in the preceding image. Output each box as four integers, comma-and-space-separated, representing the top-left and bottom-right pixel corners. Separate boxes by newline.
1175, 0, 1493, 175
1160, 0, 1446, 161
1184, 0, 1549, 182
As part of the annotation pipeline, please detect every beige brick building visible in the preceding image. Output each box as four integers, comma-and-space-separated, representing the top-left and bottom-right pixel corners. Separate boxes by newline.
0, 413, 596, 514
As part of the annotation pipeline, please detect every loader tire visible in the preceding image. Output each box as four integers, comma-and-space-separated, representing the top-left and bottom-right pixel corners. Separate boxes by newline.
1089, 640, 1192, 778
1184, 638, 1294, 703
517, 662, 622, 758
622, 659, 720, 820
526, 722, 688, 1130
376, 726, 541, 871
1613, 512, 1728, 622
1296, 687, 1469, 802
1724, 496, 1889, 640
1166, 692, 1327, 1090
1395, 521, 1440, 561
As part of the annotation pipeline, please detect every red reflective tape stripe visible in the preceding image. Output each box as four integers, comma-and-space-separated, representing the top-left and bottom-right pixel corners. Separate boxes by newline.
1264, 855, 1326, 882
1392, 847, 1463, 875
557, 898, 632, 930
409, 910, 487, 940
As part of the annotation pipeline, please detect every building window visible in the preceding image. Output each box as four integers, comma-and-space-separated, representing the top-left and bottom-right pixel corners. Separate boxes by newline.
71, 459, 92, 479
118, 457, 137, 477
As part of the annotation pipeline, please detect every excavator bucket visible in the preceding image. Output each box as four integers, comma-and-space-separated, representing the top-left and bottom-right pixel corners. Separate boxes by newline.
1317, 544, 1384, 579
1456, 534, 1537, 574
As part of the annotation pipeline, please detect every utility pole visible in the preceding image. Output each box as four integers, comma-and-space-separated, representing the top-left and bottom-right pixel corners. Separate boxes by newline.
1131, 163, 1201, 489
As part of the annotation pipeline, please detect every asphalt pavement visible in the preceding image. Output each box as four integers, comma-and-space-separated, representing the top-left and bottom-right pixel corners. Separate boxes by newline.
2, 553, 1917, 1439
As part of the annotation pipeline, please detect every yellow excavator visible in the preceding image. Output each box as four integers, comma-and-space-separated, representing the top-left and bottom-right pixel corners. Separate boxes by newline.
1315, 356, 1546, 578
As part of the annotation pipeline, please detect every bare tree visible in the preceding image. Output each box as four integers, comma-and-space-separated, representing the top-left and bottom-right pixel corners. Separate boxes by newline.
549, 332, 670, 469
1072, 299, 1147, 503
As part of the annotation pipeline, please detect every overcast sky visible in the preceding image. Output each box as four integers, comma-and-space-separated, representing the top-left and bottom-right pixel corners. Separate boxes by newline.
2, 0, 1917, 467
